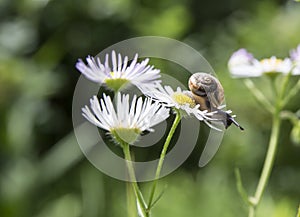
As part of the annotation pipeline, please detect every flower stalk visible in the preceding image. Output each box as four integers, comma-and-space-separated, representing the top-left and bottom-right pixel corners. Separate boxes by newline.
247, 106, 281, 217
147, 110, 181, 211
244, 79, 274, 113
122, 141, 148, 217
282, 78, 300, 107
245, 71, 295, 217
126, 182, 138, 217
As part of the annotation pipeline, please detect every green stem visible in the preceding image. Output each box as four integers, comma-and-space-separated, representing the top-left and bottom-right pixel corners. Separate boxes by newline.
281, 79, 300, 107
235, 168, 249, 205
244, 79, 274, 113
267, 75, 278, 98
280, 70, 293, 97
248, 206, 255, 217
122, 143, 148, 217
247, 72, 293, 216
147, 111, 181, 211
126, 182, 137, 217
280, 110, 299, 125
247, 105, 281, 215
251, 108, 281, 206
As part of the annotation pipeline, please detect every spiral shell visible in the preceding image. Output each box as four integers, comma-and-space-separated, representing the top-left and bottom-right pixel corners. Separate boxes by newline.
188, 72, 224, 109
188, 72, 244, 130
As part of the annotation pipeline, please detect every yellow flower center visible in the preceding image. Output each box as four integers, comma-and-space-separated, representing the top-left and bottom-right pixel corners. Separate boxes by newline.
172, 92, 196, 108
110, 71, 115, 77
260, 58, 285, 76
260, 58, 283, 66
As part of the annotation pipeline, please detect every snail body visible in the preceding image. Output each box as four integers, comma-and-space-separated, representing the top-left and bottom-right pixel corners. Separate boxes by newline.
188, 72, 244, 130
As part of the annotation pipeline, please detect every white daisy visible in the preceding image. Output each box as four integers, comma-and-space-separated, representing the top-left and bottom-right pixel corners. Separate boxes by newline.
228, 49, 261, 78
290, 44, 300, 75
259, 56, 293, 75
228, 48, 296, 77
141, 84, 215, 124
82, 92, 170, 144
76, 51, 161, 92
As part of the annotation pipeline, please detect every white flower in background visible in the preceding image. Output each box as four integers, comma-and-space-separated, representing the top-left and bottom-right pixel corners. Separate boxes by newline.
259, 57, 293, 74
76, 51, 161, 92
290, 44, 300, 75
228, 49, 261, 77
141, 84, 216, 126
290, 44, 300, 62
82, 93, 170, 144
228, 48, 298, 77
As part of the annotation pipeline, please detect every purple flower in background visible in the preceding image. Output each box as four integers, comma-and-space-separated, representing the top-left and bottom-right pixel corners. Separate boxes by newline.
228, 49, 261, 77
290, 44, 300, 75
228, 48, 299, 77
290, 44, 300, 62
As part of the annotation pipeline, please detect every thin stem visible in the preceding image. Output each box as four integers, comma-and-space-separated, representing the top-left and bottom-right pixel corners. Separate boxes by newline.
253, 109, 281, 204
126, 182, 137, 217
280, 70, 293, 98
267, 75, 278, 99
248, 206, 255, 217
247, 104, 281, 215
280, 110, 298, 125
247, 72, 292, 216
235, 168, 250, 205
122, 143, 148, 217
244, 79, 274, 113
281, 79, 300, 107
147, 111, 181, 210
148, 185, 167, 209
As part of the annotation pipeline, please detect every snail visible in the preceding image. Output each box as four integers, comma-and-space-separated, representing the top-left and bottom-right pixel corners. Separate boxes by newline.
188, 72, 244, 130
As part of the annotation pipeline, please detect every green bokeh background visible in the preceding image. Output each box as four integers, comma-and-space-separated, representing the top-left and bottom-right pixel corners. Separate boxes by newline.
0, 0, 299, 217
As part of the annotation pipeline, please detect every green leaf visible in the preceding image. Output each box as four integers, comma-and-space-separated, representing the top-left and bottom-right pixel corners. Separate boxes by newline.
148, 184, 168, 210
234, 168, 250, 205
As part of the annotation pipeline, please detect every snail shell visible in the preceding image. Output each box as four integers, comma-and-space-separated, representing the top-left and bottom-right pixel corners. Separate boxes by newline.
188, 72, 244, 130
188, 72, 224, 110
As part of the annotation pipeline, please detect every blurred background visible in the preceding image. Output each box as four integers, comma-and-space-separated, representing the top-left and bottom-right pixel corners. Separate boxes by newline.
0, 0, 299, 216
